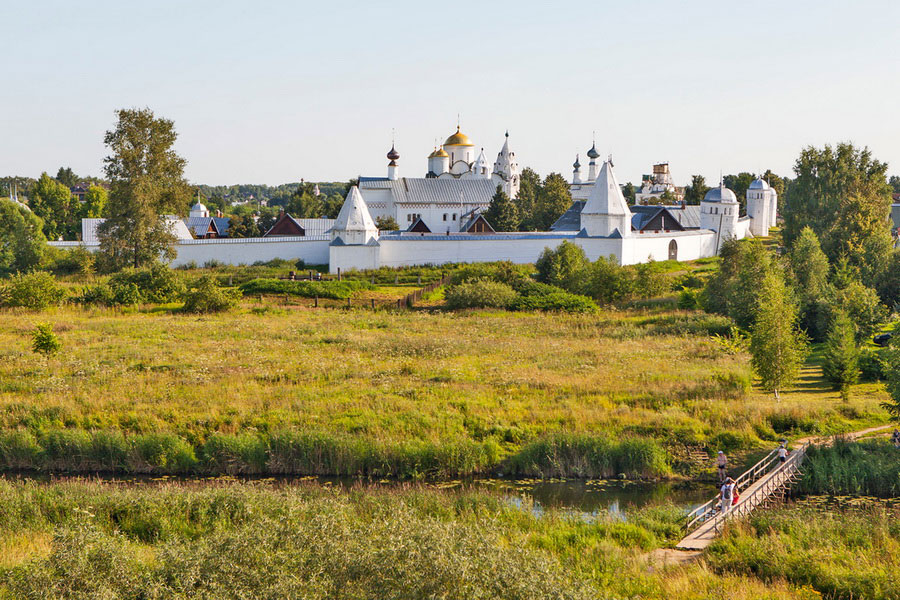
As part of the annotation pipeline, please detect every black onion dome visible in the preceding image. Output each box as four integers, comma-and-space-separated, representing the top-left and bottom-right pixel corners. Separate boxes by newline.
586, 143, 600, 159
386, 145, 400, 161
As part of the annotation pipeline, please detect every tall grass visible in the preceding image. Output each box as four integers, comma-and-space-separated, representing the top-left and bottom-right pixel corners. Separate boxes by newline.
505, 434, 670, 479
799, 438, 900, 497
0, 480, 820, 599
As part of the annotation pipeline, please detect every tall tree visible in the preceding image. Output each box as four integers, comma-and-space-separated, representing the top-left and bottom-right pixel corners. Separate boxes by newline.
704, 238, 775, 328
822, 310, 859, 401
97, 108, 190, 270
0, 199, 47, 274
881, 346, 900, 423
79, 185, 107, 219
750, 270, 807, 399
374, 215, 399, 231
30, 172, 74, 240
532, 173, 572, 231
788, 226, 830, 338
55, 167, 78, 188
484, 185, 519, 232
515, 167, 541, 231
784, 143, 892, 283
621, 182, 635, 203
683, 175, 710, 205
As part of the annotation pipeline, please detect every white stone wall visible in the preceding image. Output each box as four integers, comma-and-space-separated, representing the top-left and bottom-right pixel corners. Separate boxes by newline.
49, 237, 331, 267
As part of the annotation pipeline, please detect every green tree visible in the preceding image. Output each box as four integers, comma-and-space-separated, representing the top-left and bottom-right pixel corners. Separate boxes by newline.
822, 310, 859, 400
535, 241, 588, 291
784, 143, 892, 283
0, 199, 47, 274
227, 213, 260, 238
79, 185, 108, 220
761, 169, 786, 198
583, 255, 633, 304
31, 323, 61, 357
374, 215, 399, 231
97, 108, 190, 270
704, 238, 775, 328
622, 182, 635, 203
532, 173, 572, 231
55, 167, 78, 188
876, 249, 900, 308
683, 175, 710, 205
322, 194, 344, 219
827, 278, 888, 343
286, 188, 322, 219
788, 226, 830, 338
484, 185, 519, 232
515, 167, 541, 230
881, 346, 900, 423
750, 270, 807, 399
30, 172, 74, 240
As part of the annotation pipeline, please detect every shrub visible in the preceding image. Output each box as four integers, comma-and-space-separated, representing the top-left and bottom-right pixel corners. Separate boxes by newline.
239, 278, 373, 299
510, 290, 597, 313
181, 276, 241, 313
859, 348, 887, 381
583, 255, 633, 304
677, 287, 702, 309
46, 246, 95, 276
535, 241, 588, 291
444, 278, 517, 310
31, 323, 61, 356
108, 263, 185, 304
632, 261, 672, 299
449, 261, 532, 288
77, 283, 116, 306
0, 271, 67, 309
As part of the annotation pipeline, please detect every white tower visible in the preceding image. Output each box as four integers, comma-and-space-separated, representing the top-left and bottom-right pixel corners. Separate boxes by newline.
427, 145, 449, 177
586, 142, 600, 182
472, 148, 490, 178
746, 177, 771, 237
386, 144, 400, 181
580, 159, 631, 237
572, 155, 582, 185
332, 186, 378, 245
190, 191, 209, 218
701, 181, 740, 250
492, 131, 520, 199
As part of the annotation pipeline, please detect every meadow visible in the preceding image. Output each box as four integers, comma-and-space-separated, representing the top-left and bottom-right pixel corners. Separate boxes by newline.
0, 298, 889, 477
0, 479, 828, 600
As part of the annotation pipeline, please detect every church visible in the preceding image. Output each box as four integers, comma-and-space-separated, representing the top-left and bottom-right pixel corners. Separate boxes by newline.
356, 126, 519, 233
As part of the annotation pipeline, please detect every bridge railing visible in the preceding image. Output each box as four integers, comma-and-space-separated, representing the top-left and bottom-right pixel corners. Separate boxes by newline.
717, 442, 808, 526
684, 447, 780, 532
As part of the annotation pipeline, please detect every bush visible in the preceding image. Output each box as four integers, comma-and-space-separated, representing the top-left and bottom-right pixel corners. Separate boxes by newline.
677, 287, 702, 309
108, 263, 185, 304
449, 261, 532, 288
632, 261, 672, 299
535, 241, 588, 291
0, 271, 67, 309
859, 348, 887, 381
239, 278, 373, 299
444, 278, 517, 310
181, 276, 241, 313
31, 323, 61, 356
510, 290, 597, 313
583, 255, 633, 304
46, 246, 95, 276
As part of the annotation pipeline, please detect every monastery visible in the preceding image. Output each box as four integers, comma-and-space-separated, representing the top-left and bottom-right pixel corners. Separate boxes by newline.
52, 124, 780, 271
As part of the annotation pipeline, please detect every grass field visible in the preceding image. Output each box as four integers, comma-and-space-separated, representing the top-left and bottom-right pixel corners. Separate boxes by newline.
0, 479, 830, 599
0, 300, 889, 476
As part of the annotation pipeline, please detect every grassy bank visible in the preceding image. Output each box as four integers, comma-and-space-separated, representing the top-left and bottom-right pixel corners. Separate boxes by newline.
0, 305, 888, 477
709, 503, 900, 599
0, 480, 822, 599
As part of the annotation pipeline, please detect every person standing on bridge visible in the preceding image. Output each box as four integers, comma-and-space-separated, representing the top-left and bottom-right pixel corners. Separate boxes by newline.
720, 477, 735, 513
778, 442, 789, 464
716, 451, 727, 483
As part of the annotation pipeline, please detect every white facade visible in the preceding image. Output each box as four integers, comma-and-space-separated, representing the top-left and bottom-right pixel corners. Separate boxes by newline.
746, 177, 776, 237
580, 160, 631, 238
634, 163, 683, 204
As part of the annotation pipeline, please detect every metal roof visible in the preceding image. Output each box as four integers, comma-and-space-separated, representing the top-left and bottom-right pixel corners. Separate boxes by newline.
358, 177, 496, 206
550, 200, 585, 231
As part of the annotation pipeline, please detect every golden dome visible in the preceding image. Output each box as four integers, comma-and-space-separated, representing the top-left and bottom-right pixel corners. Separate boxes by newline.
443, 126, 474, 147
429, 147, 449, 158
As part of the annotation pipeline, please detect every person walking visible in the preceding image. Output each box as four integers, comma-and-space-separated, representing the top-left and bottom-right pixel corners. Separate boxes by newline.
720, 477, 735, 513
716, 451, 727, 483
778, 441, 789, 464
892, 429, 900, 448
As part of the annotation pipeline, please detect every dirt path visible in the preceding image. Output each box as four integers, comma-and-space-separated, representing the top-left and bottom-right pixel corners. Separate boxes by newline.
796, 423, 893, 446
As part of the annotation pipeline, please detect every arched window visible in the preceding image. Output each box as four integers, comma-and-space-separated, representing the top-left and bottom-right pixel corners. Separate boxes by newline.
668, 239, 678, 261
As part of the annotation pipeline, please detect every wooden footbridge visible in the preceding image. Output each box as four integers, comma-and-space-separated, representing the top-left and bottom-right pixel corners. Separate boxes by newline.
676, 443, 809, 550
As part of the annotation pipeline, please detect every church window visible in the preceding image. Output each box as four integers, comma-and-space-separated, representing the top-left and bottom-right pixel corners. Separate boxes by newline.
452, 213, 457, 221
443, 214, 447, 221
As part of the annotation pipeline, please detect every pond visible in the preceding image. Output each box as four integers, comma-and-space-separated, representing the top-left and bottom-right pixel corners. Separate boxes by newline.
2, 472, 715, 519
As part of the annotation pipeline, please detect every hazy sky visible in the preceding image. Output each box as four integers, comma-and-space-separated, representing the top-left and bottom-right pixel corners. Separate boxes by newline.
3, 0, 899, 187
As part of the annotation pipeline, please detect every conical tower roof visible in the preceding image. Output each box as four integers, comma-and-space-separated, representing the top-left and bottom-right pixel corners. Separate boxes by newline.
582, 160, 629, 216
334, 186, 377, 232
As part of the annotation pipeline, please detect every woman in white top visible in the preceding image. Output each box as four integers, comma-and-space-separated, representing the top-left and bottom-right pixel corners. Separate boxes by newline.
778, 443, 788, 464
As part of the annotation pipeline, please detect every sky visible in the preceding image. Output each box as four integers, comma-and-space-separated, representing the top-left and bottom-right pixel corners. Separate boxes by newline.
2, 0, 899, 188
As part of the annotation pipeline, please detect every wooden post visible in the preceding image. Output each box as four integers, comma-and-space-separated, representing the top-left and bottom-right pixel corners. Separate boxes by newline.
314, 296, 318, 308
371, 299, 375, 310
337, 267, 342, 281
347, 297, 351, 308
